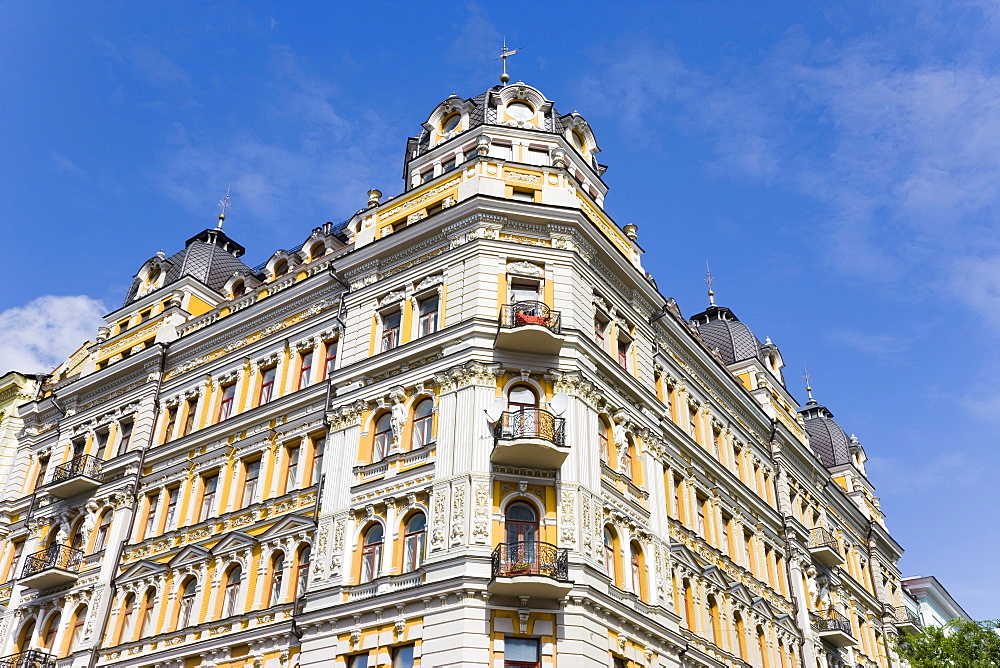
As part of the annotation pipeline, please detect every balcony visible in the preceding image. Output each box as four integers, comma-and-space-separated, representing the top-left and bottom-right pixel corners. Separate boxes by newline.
492, 409, 568, 469
46, 454, 103, 498
495, 302, 564, 355
20, 544, 83, 589
813, 609, 856, 647
807, 527, 844, 568
893, 606, 923, 634
490, 541, 571, 599
0, 650, 57, 668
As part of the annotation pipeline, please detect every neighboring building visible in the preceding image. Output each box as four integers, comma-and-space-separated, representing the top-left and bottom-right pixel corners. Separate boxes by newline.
0, 78, 915, 668
900, 576, 972, 632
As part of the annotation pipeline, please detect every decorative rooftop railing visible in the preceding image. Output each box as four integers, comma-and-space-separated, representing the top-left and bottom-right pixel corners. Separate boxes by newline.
894, 606, 923, 630
491, 541, 569, 582
0, 650, 57, 668
499, 301, 561, 335
51, 454, 103, 484
22, 544, 83, 580
493, 409, 566, 446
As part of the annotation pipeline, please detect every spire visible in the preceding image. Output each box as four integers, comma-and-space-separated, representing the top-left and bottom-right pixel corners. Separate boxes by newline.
803, 365, 814, 402
217, 186, 232, 230
705, 261, 716, 306
499, 40, 520, 85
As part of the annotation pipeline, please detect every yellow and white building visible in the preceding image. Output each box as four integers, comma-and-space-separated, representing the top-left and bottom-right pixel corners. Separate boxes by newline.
0, 79, 914, 668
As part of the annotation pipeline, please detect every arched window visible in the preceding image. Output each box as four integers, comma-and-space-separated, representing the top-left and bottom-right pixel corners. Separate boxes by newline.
734, 612, 748, 659
757, 625, 770, 668
597, 416, 611, 464
603, 526, 619, 585
403, 513, 426, 572
309, 241, 326, 261
16, 619, 35, 653
273, 258, 289, 278
178, 578, 197, 629
295, 545, 311, 596
629, 541, 645, 600
69, 606, 87, 652
708, 595, 723, 648
683, 579, 696, 631
223, 565, 242, 617
411, 399, 434, 450
507, 385, 538, 412
147, 265, 161, 286
269, 552, 285, 606
621, 438, 634, 479
505, 502, 538, 545
92, 511, 112, 553
139, 589, 156, 638
118, 594, 136, 644
373, 413, 392, 461
70, 520, 85, 553
360, 525, 384, 583
231, 280, 245, 298
42, 613, 60, 651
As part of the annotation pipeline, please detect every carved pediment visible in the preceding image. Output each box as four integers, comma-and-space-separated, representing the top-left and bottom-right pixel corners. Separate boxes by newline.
751, 596, 775, 620
670, 542, 708, 572
257, 514, 315, 541
167, 545, 211, 569
118, 559, 167, 584
209, 530, 258, 556
727, 582, 754, 606
701, 565, 732, 590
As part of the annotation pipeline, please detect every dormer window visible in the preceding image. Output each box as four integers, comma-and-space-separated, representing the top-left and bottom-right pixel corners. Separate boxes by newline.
231, 280, 245, 298
506, 101, 534, 121
441, 112, 461, 133
273, 259, 289, 278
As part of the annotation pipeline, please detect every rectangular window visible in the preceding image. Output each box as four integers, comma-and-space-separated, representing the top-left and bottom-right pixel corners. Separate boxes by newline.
72, 437, 85, 460
511, 188, 535, 202
200, 474, 218, 521
504, 637, 539, 668
144, 494, 160, 538
617, 339, 630, 370
181, 398, 198, 436
259, 367, 277, 404
418, 294, 439, 336
285, 445, 300, 493
94, 430, 109, 460
139, 310, 151, 323
242, 459, 261, 507
218, 384, 236, 422
594, 316, 608, 348
311, 437, 325, 485
420, 169, 434, 184
392, 645, 415, 668
526, 147, 549, 165
381, 311, 401, 351
442, 158, 457, 173
510, 280, 540, 303
489, 143, 512, 160
34, 457, 48, 490
348, 655, 369, 668
697, 495, 708, 538
164, 487, 179, 531
324, 339, 338, 378
117, 420, 133, 455
5, 540, 23, 582
298, 351, 313, 389
688, 407, 698, 438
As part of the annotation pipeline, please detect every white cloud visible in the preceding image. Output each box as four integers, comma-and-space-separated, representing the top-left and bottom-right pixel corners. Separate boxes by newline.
866, 451, 984, 497
0, 296, 105, 375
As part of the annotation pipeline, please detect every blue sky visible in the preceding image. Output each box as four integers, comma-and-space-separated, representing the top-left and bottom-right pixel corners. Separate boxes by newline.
2, 1, 997, 618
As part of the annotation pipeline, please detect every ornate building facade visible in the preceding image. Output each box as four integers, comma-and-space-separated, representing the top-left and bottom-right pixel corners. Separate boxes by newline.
0, 80, 915, 668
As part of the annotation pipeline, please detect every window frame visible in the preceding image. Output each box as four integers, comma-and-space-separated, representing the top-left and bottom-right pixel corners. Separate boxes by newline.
417, 292, 439, 337
380, 309, 402, 352
217, 384, 236, 422
258, 366, 277, 405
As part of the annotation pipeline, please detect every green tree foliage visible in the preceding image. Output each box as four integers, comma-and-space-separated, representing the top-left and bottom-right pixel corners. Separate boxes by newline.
895, 619, 1000, 667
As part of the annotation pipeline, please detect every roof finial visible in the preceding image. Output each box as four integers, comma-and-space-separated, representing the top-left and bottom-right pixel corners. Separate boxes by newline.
705, 261, 716, 306
499, 39, 520, 85
803, 365, 814, 401
217, 185, 231, 230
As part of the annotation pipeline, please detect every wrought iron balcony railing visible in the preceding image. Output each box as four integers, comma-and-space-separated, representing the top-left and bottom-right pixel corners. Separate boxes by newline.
50, 454, 103, 484
499, 301, 562, 335
813, 608, 853, 636
491, 541, 569, 581
493, 409, 566, 446
894, 606, 923, 630
22, 544, 83, 580
807, 527, 838, 550
0, 650, 57, 668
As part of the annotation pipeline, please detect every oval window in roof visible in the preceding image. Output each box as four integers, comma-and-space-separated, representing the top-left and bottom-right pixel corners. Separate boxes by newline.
441, 113, 461, 133
507, 101, 534, 121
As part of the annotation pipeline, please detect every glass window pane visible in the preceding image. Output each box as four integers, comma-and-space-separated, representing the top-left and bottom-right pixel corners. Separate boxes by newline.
506, 637, 539, 661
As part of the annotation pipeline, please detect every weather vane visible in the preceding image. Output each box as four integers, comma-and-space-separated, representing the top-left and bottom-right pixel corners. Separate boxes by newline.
217, 185, 231, 230
499, 39, 520, 84
803, 365, 814, 401
705, 261, 716, 306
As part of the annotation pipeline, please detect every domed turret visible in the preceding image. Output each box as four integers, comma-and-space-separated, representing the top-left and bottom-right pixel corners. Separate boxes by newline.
690, 305, 764, 365
798, 397, 852, 468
